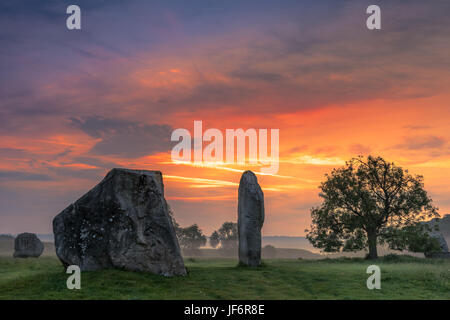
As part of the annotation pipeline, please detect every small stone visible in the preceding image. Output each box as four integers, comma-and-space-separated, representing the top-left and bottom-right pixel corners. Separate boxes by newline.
13, 233, 44, 258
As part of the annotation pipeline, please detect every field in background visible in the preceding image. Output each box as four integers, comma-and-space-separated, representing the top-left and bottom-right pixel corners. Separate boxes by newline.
0, 239, 55, 257
0, 256, 448, 300
3, 220, 450, 259
0, 240, 321, 259
0, 240, 428, 260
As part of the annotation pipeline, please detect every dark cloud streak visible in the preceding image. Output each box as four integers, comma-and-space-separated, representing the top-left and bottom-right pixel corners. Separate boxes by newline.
70, 116, 174, 158
0, 171, 52, 181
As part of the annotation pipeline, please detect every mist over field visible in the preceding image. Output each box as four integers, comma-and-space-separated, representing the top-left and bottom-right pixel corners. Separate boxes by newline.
2, 219, 449, 259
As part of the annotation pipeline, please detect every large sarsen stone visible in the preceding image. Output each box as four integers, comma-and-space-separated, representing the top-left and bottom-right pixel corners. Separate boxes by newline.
238, 171, 265, 267
53, 168, 186, 276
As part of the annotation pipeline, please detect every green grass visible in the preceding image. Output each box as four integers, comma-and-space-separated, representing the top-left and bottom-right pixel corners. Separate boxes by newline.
0, 256, 449, 300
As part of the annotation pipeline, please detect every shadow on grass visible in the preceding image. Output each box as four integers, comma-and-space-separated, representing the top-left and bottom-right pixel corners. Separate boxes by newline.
236, 260, 269, 269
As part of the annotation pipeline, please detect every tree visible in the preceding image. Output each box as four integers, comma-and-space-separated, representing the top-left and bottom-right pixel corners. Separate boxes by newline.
178, 224, 207, 253
210, 231, 220, 248
215, 222, 238, 249
168, 205, 207, 253
209, 222, 238, 256
306, 155, 440, 259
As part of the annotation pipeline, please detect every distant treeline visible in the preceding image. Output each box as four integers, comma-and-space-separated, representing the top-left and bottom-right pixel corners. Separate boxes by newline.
0, 234, 14, 241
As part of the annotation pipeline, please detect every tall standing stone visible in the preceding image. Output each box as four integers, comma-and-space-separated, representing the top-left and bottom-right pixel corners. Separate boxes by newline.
13, 233, 44, 258
238, 170, 264, 267
53, 168, 186, 276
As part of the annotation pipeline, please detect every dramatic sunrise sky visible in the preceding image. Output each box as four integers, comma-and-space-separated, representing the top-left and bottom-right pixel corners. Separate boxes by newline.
1, 0, 450, 236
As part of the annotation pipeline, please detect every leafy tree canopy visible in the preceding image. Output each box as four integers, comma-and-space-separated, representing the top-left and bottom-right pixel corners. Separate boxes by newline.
306, 156, 440, 259
210, 222, 238, 250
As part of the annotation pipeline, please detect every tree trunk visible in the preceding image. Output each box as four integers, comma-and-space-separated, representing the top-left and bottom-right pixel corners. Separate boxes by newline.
367, 231, 378, 259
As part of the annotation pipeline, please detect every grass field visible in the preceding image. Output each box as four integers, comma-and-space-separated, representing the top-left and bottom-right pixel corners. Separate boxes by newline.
0, 255, 449, 300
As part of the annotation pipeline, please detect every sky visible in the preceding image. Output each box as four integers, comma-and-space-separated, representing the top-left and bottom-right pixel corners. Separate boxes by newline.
1, 0, 450, 236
